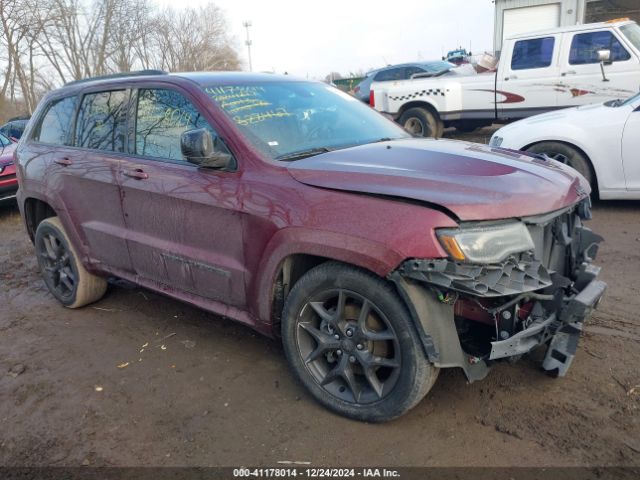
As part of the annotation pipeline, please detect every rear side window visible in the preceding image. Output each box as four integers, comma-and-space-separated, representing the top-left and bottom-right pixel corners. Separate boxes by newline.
374, 68, 405, 81
134, 88, 219, 161
75, 90, 128, 152
405, 66, 425, 78
511, 37, 555, 70
36, 96, 77, 145
569, 31, 631, 65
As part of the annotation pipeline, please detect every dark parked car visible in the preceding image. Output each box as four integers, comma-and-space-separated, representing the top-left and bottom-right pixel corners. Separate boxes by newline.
0, 132, 18, 203
354, 61, 454, 103
16, 71, 605, 422
0, 117, 29, 142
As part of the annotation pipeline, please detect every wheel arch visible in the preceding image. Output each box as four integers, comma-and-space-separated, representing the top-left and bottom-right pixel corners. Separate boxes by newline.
396, 100, 441, 121
23, 196, 57, 242
522, 139, 599, 195
252, 229, 407, 336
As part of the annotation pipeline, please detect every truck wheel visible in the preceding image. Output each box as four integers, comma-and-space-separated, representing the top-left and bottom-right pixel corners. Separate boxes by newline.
525, 142, 595, 190
35, 217, 107, 308
399, 107, 442, 138
281, 262, 438, 422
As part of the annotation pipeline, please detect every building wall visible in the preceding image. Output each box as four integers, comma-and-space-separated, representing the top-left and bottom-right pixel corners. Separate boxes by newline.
494, 0, 586, 54
585, 0, 640, 24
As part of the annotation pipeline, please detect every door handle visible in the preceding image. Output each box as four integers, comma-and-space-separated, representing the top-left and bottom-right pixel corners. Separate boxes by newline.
123, 168, 148, 180
54, 157, 73, 166
504, 75, 518, 81
561, 70, 577, 76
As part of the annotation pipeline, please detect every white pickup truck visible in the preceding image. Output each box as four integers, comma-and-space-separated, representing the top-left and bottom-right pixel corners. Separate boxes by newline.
371, 19, 640, 137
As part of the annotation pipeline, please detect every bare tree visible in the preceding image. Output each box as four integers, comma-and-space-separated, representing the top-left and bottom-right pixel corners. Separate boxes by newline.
0, 0, 242, 118
153, 4, 241, 72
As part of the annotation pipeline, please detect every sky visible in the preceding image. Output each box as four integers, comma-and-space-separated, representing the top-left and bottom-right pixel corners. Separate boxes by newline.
155, 0, 495, 79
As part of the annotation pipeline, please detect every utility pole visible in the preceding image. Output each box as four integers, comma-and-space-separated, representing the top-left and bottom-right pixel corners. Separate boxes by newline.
243, 21, 253, 72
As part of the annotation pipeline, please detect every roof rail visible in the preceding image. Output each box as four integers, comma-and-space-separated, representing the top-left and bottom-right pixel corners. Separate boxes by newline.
64, 70, 168, 87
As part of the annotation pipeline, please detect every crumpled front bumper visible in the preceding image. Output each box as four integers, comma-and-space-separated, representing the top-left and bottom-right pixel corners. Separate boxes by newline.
392, 199, 606, 380
489, 276, 606, 376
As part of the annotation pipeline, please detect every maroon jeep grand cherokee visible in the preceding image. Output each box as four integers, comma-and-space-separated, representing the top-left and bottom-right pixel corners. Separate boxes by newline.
15, 71, 605, 421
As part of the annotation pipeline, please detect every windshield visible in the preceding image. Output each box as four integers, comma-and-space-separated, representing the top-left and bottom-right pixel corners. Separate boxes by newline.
620, 91, 640, 106
621, 23, 640, 51
204, 81, 409, 160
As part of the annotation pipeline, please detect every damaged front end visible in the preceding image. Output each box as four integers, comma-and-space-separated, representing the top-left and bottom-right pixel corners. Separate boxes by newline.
389, 198, 606, 381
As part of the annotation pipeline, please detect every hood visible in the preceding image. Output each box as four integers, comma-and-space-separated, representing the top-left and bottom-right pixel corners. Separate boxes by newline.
507, 102, 605, 128
287, 139, 589, 221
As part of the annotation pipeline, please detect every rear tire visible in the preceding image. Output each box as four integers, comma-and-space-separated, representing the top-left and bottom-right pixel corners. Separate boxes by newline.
525, 142, 595, 191
398, 107, 443, 138
35, 217, 107, 308
281, 262, 438, 422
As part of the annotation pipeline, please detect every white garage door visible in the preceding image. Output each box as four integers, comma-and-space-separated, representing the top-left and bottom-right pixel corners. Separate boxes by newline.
503, 4, 561, 39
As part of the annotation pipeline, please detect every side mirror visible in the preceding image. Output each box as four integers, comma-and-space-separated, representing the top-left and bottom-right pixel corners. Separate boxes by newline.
181, 128, 234, 169
597, 49, 612, 82
597, 49, 611, 63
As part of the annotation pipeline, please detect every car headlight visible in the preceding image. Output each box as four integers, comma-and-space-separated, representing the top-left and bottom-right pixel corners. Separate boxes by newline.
437, 222, 534, 264
489, 135, 503, 147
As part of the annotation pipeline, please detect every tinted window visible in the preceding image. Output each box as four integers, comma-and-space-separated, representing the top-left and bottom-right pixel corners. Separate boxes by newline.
569, 31, 631, 65
0, 132, 10, 146
75, 90, 128, 152
8, 121, 26, 139
135, 89, 219, 161
37, 96, 77, 145
405, 66, 425, 78
511, 37, 555, 70
374, 68, 404, 81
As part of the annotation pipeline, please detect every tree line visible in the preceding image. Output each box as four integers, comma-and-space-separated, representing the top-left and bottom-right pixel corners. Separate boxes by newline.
0, 0, 241, 118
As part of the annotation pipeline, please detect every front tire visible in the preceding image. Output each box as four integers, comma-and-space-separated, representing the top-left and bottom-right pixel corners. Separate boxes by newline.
35, 217, 107, 308
281, 262, 438, 422
398, 107, 443, 138
525, 142, 595, 191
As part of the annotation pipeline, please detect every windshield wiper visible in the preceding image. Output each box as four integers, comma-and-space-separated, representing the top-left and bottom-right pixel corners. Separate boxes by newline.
276, 147, 332, 162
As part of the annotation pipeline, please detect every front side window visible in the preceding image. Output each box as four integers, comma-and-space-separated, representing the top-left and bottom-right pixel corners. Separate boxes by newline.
135, 89, 221, 161
75, 90, 128, 152
511, 37, 555, 70
204, 81, 409, 160
36, 96, 77, 145
569, 31, 631, 65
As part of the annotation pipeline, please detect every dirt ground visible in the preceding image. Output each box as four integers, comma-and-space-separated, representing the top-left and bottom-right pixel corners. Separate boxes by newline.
1, 129, 639, 469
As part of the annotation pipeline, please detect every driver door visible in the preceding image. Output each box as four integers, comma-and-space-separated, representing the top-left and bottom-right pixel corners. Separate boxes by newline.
119, 87, 246, 306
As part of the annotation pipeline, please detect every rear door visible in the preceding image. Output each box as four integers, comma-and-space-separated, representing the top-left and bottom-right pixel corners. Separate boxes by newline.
498, 34, 561, 119
30, 92, 133, 273
119, 87, 246, 306
557, 28, 639, 107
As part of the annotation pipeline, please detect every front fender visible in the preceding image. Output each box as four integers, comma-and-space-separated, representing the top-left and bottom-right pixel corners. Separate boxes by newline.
251, 227, 407, 327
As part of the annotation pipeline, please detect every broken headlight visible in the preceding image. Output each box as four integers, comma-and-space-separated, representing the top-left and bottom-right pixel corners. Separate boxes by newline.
437, 222, 534, 264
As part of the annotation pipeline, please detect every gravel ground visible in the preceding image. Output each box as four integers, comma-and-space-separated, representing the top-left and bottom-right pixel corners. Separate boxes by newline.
0, 129, 639, 471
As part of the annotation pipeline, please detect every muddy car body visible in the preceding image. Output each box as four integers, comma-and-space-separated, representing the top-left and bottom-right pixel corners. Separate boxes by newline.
15, 71, 605, 421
